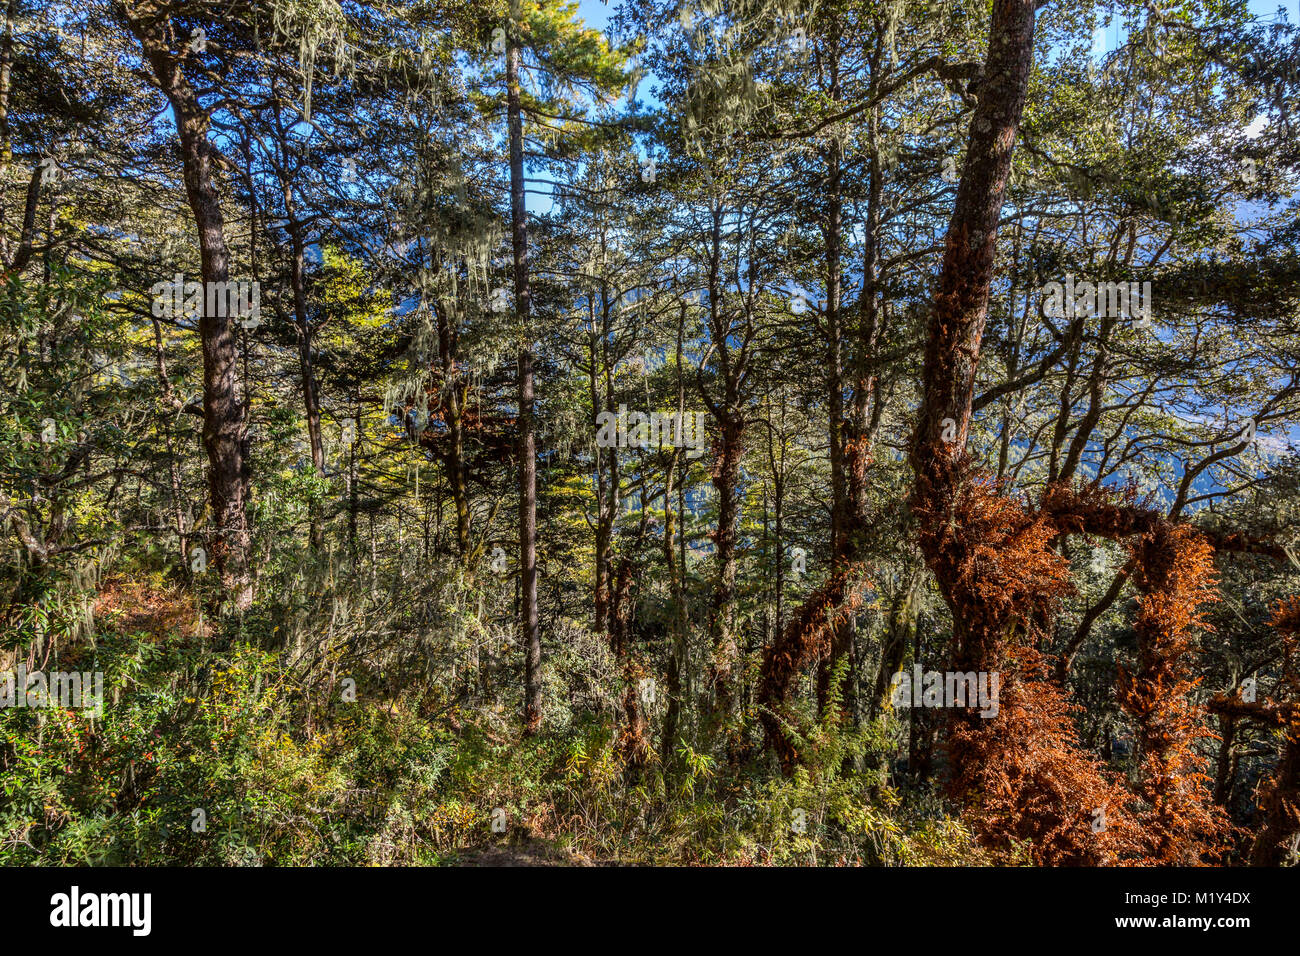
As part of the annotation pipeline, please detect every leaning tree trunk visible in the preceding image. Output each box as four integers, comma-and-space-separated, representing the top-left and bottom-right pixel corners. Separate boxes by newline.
123, 3, 251, 609
909, 0, 1036, 470
908, 0, 1037, 699
901, 0, 1230, 865
904, 0, 1140, 864
759, 99, 883, 773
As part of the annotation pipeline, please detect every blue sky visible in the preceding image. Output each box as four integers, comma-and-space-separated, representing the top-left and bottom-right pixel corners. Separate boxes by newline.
572, 0, 1295, 41
573, 2, 1296, 25
577, 0, 611, 30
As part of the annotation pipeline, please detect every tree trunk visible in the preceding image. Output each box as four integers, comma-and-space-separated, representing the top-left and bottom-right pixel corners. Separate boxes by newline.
909, 0, 1037, 468
434, 300, 472, 559
589, 285, 619, 635
1250, 733, 1300, 865
662, 305, 690, 771
708, 403, 742, 718
909, 0, 1038, 681
283, 186, 324, 549
507, 26, 541, 734
703, 207, 743, 726
151, 317, 190, 568
124, 4, 252, 609
1212, 711, 1237, 807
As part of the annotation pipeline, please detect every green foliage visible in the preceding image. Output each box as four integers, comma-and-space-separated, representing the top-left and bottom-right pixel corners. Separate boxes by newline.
4, 0, 1298, 869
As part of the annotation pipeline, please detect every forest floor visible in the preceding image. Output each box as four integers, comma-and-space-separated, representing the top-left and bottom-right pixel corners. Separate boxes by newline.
93, 576, 206, 640
451, 838, 603, 866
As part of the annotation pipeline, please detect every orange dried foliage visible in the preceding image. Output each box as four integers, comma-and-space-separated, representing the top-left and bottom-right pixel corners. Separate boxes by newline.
1272, 595, 1300, 640
911, 456, 1228, 864
758, 562, 868, 775
912, 462, 1142, 863
1039, 481, 1160, 540
947, 644, 1144, 865
1118, 524, 1229, 864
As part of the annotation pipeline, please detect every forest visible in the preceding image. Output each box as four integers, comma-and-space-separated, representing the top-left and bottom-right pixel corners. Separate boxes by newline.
2, 0, 1299, 869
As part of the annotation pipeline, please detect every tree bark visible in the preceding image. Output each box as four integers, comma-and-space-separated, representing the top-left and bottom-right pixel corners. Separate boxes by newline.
703, 206, 743, 726
507, 25, 541, 734
662, 304, 691, 770
910, 0, 1037, 468
1249, 732, 1300, 865
434, 299, 471, 559
123, 3, 252, 609
151, 317, 190, 567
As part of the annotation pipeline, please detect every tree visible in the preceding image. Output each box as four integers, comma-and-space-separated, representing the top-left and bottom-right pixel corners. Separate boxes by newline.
490, 0, 625, 733
118, 1, 253, 608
